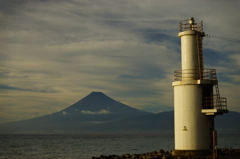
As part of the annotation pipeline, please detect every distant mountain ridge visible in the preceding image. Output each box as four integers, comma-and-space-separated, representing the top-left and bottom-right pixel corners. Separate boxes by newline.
0, 92, 239, 134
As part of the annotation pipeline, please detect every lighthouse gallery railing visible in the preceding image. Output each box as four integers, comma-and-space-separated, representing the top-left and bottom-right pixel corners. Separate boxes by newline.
174, 68, 227, 110
179, 19, 203, 32
203, 96, 227, 110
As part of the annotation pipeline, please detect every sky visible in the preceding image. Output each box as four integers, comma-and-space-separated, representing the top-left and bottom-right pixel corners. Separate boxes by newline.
0, 0, 240, 123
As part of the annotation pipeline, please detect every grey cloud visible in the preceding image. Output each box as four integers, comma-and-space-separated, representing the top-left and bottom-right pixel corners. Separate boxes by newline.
0, 0, 240, 122
0, 84, 59, 93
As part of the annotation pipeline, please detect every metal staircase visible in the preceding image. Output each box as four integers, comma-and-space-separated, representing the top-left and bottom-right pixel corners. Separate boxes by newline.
196, 34, 226, 111
196, 35, 204, 79
214, 84, 221, 109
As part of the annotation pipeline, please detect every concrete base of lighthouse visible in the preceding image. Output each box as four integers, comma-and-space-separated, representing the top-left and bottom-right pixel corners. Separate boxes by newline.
172, 149, 211, 156
172, 80, 215, 157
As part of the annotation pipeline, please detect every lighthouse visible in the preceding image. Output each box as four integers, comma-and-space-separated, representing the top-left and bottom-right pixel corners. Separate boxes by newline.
172, 18, 228, 156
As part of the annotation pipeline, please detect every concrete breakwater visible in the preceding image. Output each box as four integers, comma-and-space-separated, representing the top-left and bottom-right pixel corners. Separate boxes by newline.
92, 148, 240, 159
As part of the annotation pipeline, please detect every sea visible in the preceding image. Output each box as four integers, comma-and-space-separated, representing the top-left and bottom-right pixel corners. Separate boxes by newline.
0, 133, 239, 159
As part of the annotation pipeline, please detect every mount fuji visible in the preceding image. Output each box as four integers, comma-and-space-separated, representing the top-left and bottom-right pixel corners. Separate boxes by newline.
60, 91, 150, 117
0, 92, 152, 133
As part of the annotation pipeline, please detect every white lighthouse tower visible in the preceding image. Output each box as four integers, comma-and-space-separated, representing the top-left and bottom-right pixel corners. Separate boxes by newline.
172, 18, 228, 156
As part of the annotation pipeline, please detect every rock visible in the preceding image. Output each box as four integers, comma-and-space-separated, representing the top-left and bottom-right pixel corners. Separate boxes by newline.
159, 149, 165, 154
131, 154, 139, 159
140, 153, 147, 158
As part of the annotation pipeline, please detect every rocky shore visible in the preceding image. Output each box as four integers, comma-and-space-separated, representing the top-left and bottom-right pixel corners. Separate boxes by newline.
92, 148, 240, 159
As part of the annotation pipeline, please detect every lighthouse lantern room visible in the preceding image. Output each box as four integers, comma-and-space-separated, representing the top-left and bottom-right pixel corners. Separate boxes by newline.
172, 17, 228, 156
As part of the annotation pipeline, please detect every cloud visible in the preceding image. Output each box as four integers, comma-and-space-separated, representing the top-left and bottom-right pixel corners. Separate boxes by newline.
0, 0, 240, 123
61, 111, 67, 115
0, 84, 59, 93
81, 109, 112, 115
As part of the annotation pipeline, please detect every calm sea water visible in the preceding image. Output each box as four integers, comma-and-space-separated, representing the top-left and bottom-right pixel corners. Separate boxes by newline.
0, 133, 239, 159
